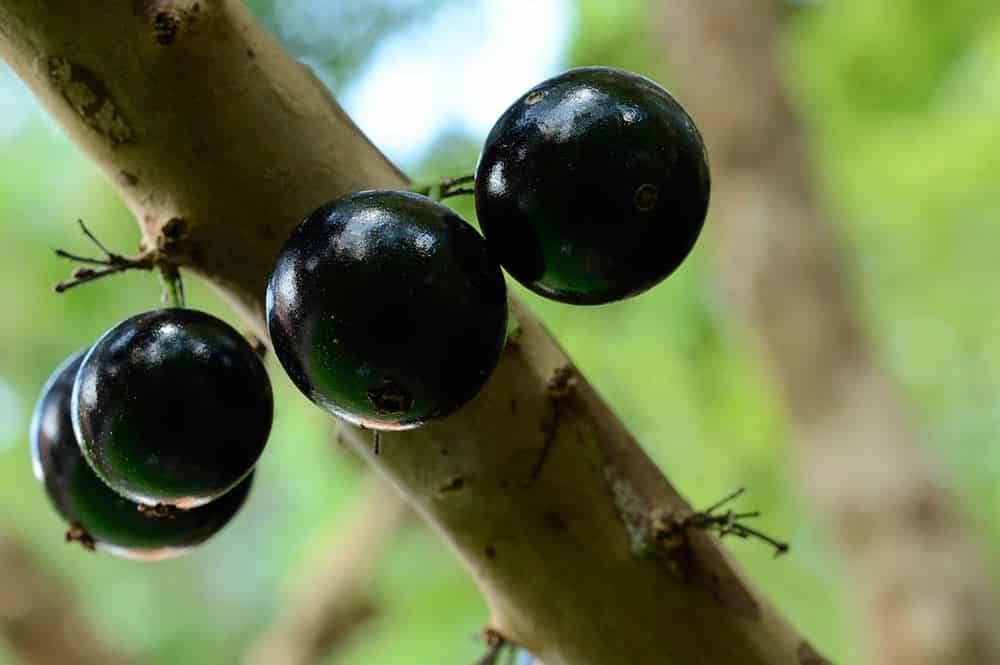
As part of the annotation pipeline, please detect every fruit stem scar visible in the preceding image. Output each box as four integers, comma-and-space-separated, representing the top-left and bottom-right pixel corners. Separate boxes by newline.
634, 184, 658, 212
65, 523, 96, 551
138, 503, 183, 519
525, 90, 546, 105
366, 379, 414, 415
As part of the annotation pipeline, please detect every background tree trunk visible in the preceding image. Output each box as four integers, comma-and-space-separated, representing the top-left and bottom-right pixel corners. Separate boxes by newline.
656, 2, 1000, 664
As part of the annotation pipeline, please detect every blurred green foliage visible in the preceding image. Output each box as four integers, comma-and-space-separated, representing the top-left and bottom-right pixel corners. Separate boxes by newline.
0, 1, 998, 664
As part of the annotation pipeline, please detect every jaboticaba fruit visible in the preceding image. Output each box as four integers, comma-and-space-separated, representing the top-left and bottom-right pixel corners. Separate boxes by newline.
73, 309, 272, 509
266, 190, 508, 430
475, 66, 711, 304
32, 350, 253, 560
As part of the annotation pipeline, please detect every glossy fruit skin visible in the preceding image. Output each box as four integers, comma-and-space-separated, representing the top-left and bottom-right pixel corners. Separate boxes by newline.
73, 309, 272, 509
31, 351, 253, 561
266, 190, 508, 430
475, 66, 711, 304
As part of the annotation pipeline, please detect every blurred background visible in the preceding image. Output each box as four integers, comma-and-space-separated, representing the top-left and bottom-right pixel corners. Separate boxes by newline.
0, 0, 998, 663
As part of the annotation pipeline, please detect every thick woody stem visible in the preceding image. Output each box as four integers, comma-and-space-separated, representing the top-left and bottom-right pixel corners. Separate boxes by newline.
0, 2, 827, 664
658, 2, 1000, 664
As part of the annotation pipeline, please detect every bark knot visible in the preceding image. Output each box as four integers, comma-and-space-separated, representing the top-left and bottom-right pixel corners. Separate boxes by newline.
437, 476, 466, 496
142, 216, 193, 261
546, 364, 577, 400
139, 0, 202, 44
135, 216, 194, 272
152, 11, 181, 45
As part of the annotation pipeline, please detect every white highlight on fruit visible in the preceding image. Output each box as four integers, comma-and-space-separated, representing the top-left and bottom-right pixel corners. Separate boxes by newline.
487, 161, 506, 192
537, 86, 598, 142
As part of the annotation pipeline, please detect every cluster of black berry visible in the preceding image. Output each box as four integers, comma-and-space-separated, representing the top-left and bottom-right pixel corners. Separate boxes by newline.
31, 310, 273, 560
30, 66, 709, 560
266, 66, 710, 434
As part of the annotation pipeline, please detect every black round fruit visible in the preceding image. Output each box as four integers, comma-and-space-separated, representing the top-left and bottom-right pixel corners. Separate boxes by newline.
475, 66, 711, 305
31, 350, 253, 560
266, 190, 508, 430
73, 309, 272, 508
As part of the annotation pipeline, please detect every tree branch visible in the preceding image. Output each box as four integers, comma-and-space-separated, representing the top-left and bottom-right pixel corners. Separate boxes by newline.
657, 2, 1000, 664
0, 2, 827, 664
0, 534, 141, 665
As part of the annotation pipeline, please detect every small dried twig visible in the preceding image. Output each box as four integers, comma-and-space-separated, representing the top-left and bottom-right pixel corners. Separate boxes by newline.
682, 488, 789, 557
54, 219, 186, 306
54, 219, 155, 293
410, 174, 476, 201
